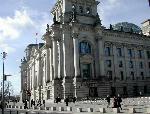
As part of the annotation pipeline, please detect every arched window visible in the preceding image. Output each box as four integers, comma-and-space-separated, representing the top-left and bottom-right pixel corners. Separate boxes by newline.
79, 41, 91, 54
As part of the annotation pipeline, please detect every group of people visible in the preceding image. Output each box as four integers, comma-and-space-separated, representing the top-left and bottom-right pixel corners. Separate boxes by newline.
23, 99, 45, 109
55, 96, 76, 106
106, 94, 122, 110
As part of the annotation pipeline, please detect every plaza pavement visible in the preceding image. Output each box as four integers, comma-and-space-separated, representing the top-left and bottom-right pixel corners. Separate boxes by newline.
7, 97, 150, 114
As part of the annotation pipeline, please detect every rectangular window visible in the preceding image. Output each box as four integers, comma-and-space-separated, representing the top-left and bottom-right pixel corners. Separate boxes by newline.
131, 71, 134, 80
139, 62, 143, 69
82, 64, 91, 79
129, 61, 134, 68
147, 51, 150, 59
117, 48, 122, 57
138, 50, 143, 58
148, 62, 150, 69
105, 47, 111, 56
107, 70, 112, 80
128, 49, 133, 57
106, 60, 111, 67
141, 72, 144, 80
119, 61, 123, 67
120, 71, 124, 80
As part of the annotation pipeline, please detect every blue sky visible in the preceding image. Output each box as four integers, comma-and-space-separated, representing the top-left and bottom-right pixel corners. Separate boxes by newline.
0, 0, 149, 95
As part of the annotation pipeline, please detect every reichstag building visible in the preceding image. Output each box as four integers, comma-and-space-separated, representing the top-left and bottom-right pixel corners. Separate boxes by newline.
20, 0, 150, 102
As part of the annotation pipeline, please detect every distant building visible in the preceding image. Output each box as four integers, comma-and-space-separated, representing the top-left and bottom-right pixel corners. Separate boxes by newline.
20, 0, 150, 102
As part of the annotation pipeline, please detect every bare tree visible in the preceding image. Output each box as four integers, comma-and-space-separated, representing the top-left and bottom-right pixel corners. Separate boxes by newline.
0, 81, 13, 100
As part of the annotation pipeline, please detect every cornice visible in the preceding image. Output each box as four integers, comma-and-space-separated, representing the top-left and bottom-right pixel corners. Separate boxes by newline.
104, 41, 150, 50
103, 29, 150, 41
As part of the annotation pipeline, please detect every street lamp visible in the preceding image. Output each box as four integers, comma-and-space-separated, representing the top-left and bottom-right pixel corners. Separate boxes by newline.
1, 52, 7, 114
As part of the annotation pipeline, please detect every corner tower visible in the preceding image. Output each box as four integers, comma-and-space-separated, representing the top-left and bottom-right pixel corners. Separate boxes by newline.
51, 0, 100, 25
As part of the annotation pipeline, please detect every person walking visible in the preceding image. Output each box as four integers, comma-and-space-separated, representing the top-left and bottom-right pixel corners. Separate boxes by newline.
31, 99, 33, 107
72, 97, 76, 103
117, 94, 122, 110
65, 97, 69, 106
106, 95, 110, 108
43, 100, 45, 107
113, 96, 118, 108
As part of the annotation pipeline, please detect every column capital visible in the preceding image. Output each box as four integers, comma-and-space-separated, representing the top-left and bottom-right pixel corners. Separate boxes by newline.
95, 35, 102, 41
72, 33, 79, 39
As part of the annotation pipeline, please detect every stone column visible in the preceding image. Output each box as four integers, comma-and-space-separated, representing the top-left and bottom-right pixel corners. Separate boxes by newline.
46, 48, 50, 82
58, 41, 64, 78
123, 46, 128, 80
98, 38, 105, 76
73, 33, 80, 77
53, 39, 58, 79
38, 54, 42, 101
144, 49, 148, 78
112, 44, 118, 80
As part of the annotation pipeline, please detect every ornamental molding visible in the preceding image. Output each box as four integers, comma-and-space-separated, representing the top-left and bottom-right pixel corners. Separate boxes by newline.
79, 25, 93, 32
103, 31, 150, 41
68, 0, 97, 6
104, 41, 150, 50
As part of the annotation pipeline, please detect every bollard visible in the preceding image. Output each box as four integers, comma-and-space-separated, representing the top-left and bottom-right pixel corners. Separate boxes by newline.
59, 107, 64, 111
51, 107, 56, 111
17, 111, 19, 114
87, 108, 93, 112
26, 112, 28, 114
129, 108, 136, 113
20, 106, 22, 109
10, 110, 11, 114
45, 107, 50, 110
76, 108, 82, 112
147, 108, 150, 113
67, 107, 72, 111
99, 108, 106, 113
113, 108, 120, 113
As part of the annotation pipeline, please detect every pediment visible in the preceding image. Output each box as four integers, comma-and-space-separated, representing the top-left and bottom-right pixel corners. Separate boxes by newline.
80, 54, 93, 63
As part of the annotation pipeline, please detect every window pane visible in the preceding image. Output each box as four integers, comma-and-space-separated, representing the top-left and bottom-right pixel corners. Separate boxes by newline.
119, 61, 123, 67
106, 60, 111, 67
147, 51, 150, 59
82, 64, 91, 79
80, 42, 91, 54
105, 47, 111, 56
117, 48, 122, 56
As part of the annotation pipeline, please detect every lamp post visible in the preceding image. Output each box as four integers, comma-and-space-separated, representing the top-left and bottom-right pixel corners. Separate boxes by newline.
1, 52, 7, 114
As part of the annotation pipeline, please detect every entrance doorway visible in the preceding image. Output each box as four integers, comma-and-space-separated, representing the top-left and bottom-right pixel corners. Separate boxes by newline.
111, 87, 116, 96
89, 87, 98, 97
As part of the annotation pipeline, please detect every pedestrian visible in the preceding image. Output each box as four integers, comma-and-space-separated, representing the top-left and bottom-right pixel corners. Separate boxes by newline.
31, 99, 33, 107
113, 96, 117, 108
65, 97, 69, 106
105, 95, 110, 108
43, 100, 45, 107
72, 97, 76, 103
139, 91, 142, 98
24, 100, 28, 109
117, 94, 122, 110
55, 97, 58, 103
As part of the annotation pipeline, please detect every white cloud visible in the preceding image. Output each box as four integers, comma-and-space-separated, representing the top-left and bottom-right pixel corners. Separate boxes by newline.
0, 9, 34, 53
0, 10, 34, 41
0, 43, 15, 53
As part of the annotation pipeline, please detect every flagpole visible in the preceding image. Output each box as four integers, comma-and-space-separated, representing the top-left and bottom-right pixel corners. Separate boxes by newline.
36, 33, 38, 44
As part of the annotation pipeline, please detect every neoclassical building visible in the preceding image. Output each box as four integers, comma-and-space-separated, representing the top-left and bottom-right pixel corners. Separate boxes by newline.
20, 0, 150, 102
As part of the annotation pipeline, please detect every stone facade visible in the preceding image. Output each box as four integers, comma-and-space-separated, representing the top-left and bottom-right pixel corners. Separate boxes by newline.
142, 19, 150, 36
20, 0, 150, 102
